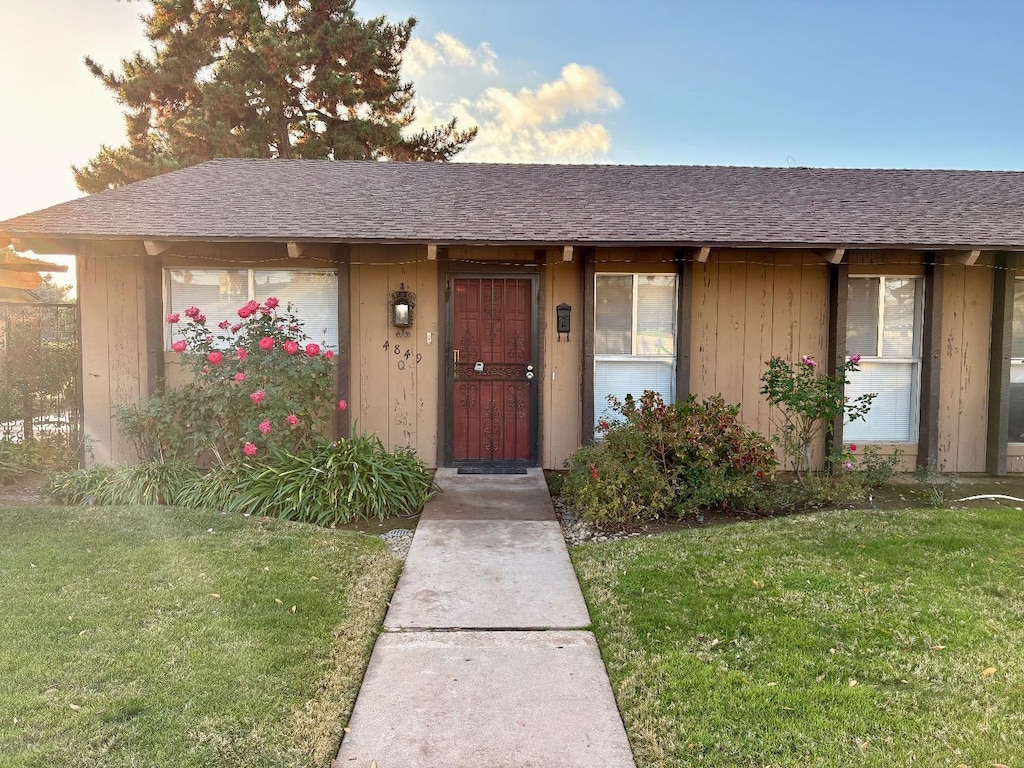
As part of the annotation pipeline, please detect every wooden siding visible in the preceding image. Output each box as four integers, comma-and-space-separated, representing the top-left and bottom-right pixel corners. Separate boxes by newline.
78, 244, 154, 465
691, 250, 829, 469
349, 245, 439, 465
542, 250, 583, 469
937, 259, 992, 472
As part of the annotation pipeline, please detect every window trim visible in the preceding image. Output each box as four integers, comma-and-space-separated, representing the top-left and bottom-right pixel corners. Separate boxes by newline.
593, 272, 677, 435
162, 267, 339, 352
1007, 276, 1024, 445
845, 274, 924, 443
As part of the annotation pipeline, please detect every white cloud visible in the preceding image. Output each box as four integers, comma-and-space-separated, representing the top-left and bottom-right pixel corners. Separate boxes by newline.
412, 60, 623, 163
405, 32, 498, 76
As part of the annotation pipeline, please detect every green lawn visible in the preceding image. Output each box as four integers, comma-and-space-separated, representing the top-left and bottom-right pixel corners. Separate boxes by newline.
572, 507, 1024, 767
0, 505, 400, 768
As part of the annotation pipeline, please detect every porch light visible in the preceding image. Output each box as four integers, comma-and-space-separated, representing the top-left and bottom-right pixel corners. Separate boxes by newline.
389, 283, 416, 328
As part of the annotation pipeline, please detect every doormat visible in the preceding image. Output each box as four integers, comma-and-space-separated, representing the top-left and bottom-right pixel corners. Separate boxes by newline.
456, 466, 528, 475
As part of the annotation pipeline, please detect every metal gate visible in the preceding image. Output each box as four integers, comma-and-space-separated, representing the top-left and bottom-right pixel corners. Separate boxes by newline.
0, 303, 81, 448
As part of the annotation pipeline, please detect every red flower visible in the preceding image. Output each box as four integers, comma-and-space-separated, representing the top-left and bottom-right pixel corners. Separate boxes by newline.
850, 354, 862, 364
258, 336, 275, 351
251, 390, 265, 404
286, 414, 299, 426
243, 442, 257, 457
230, 323, 242, 333
207, 351, 224, 365
184, 306, 200, 319
589, 464, 598, 480
166, 313, 180, 323
598, 420, 610, 431
196, 314, 206, 324
265, 297, 279, 309
218, 320, 230, 330
305, 343, 320, 357
237, 348, 248, 360
337, 399, 348, 411
234, 372, 246, 383
237, 306, 252, 319
171, 340, 187, 353
258, 419, 272, 435
283, 340, 300, 355
324, 350, 335, 360
849, 444, 857, 452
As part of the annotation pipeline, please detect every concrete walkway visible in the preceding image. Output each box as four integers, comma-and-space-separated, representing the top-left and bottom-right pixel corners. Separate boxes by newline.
335, 468, 636, 768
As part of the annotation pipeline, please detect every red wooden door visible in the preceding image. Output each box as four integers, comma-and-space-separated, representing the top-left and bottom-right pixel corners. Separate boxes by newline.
451, 277, 535, 463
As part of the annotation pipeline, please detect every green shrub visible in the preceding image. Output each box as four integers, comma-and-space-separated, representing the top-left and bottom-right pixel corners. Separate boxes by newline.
0, 437, 78, 485
178, 435, 434, 525
48, 461, 202, 506
856, 444, 903, 489
562, 392, 775, 527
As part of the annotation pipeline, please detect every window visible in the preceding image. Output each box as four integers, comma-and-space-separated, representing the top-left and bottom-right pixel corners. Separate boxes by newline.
845, 276, 923, 442
594, 273, 676, 433
1008, 279, 1024, 442
165, 268, 339, 350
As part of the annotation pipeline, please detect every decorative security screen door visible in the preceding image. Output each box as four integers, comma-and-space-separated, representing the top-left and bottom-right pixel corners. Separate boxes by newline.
450, 277, 536, 464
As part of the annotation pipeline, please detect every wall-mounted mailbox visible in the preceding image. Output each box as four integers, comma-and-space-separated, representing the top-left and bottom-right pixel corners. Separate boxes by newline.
556, 302, 571, 341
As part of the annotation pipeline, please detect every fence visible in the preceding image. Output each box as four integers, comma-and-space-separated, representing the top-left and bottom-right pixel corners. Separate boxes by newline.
0, 302, 81, 450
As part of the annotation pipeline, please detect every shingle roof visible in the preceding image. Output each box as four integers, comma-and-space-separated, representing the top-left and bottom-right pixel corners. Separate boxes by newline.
4, 158, 1024, 249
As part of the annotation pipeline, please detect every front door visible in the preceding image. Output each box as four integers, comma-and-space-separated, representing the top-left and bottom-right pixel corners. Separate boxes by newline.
449, 276, 537, 465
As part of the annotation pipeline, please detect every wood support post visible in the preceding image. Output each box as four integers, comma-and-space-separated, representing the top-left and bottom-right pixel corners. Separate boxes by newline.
826, 261, 849, 457
918, 253, 943, 470
581, 247, 597, 445
987, 253, 1016, 474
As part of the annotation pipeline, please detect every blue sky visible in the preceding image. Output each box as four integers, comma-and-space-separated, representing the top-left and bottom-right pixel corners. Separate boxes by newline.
1, 0, 1023, 245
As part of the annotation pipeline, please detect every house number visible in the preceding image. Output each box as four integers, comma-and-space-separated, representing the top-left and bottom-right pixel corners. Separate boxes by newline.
382, 340, 423, 369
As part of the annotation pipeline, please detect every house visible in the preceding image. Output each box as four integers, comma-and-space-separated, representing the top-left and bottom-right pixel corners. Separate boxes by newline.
1, 159, 1022, 473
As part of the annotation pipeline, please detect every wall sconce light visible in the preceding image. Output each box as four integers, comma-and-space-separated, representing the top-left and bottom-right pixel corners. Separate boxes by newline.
390, 283, 416, 328
556, 302, 571, 342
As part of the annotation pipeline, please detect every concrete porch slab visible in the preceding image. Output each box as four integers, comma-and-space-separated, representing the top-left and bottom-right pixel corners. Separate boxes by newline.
335, 630, 636, 768
422, 468, 556, 522
383, 519, 590, 629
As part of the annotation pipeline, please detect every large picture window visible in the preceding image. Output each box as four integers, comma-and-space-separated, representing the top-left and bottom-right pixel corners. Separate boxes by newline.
165, 268, 339, 350
1008, 279, 1024, 442
594, 273, 676, 433
845, 276, 923, 442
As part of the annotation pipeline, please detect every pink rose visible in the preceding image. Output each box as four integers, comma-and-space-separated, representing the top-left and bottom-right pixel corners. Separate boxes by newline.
284, 340, 300, 355
230, 323, 242, 333
850, 353, 861, 364
259, 337, 275, 351
166, 313, 180, 323
218, 320, 230, 330
237, 348, 248, 360
305, 343, 320, 357
171, 340, 187, 353
207, 351, 224, 365
337, 399, 348, 411
234, 372, 246, 383
237, 306, 252, 319
844, 461, 854, 470
243, 442, 257, 457
258, 419, 272, 435
285, 414, 299, 425
251, 390, 265, 404
265, 297, 279, 309
184, 306, 200, 319
324, 350, 335, 360
196, 314, 206, 324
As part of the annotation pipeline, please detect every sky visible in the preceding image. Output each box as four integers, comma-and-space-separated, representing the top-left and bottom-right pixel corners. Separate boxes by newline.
3, 0, 1024, 283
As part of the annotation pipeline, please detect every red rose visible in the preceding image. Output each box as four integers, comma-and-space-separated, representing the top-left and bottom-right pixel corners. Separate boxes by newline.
171, 340, 186, 353
258, 419, 272, 435
237, 348, 248, 360
286, 414, 299, 425
305, 343, 320, 357
243, 442, 257, 457
324, 350, 335, 360
258, 337, 274, 351
166, 313, 180, 323
207, 351, 224, 365
265, 297, 279, 309
251, 390, 265, 404
284, 340, 300, 355
234, 372, 246, 383
336, 399, 348, 411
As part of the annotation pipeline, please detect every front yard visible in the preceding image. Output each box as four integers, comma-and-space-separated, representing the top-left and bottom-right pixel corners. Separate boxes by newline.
573, 506, 1024, 767
0, 504, 399, 768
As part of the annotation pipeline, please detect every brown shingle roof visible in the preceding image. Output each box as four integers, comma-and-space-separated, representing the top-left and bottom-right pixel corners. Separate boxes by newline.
3, 158, 1024, 249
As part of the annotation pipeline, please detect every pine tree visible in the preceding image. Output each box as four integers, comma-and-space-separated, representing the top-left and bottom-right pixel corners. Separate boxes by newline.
74, 0, 476, 193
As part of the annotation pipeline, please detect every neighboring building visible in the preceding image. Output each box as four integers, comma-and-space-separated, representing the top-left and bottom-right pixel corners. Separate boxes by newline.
0, 160, 1020, 472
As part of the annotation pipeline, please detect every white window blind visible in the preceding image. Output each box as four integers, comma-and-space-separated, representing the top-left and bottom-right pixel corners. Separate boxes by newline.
845, 276, 923, 442
594, 273, 677, 433
166, 268, 339, 350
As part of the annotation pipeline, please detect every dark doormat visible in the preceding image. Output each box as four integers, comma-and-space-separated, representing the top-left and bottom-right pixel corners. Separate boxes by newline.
456, 466, 529, 475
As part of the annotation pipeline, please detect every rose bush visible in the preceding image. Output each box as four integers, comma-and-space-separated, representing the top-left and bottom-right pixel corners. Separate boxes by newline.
117, 298, 338, 464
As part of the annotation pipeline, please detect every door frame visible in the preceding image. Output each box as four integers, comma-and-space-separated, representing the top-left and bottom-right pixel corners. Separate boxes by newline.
440, 267, 542, 467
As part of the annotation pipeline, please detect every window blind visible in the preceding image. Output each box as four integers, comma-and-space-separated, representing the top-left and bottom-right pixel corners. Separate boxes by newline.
844, 361, 917, 442
595, 275, 632, 354
255, 270, 339, 349
846, 277, 879, 356
594, 360, 675, 429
